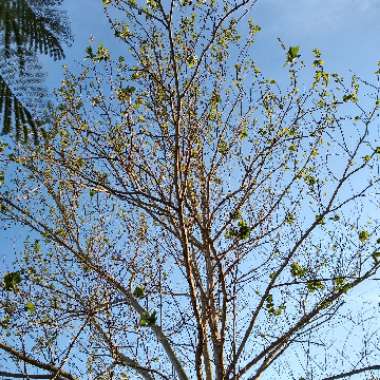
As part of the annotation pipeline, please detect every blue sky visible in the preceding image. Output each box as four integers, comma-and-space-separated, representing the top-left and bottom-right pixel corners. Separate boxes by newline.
39, 0, 380, 90
253, 0, 380, 78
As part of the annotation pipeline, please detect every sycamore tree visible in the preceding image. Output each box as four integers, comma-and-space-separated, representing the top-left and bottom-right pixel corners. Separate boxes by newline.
2, 0, 380, 379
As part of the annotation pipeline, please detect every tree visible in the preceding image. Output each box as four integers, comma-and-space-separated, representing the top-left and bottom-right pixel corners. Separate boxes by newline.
2, 0, 380, 379
0, 51, 47, 143
0, 0, 71, 142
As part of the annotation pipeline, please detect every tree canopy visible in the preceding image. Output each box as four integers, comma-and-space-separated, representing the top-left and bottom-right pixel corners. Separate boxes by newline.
0, 0, 71, 142
1, 1, 380, 379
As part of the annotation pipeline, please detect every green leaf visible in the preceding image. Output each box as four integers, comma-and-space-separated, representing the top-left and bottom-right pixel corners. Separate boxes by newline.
0, 316, 11, 329
3, 272, 21, 291
33, 240, 41, 253
334, 277, 351, 293
315, 214, 325, 225
343, 94, 357, 103
217, 140, 229, 155
290, 262, 307, 278
226, 220, 251, 240
140, 310, 157, 327
117, 86, 136, 101
363, 155, 371, 163
147, 0, 158, 9
307, 280, 324, 293
133, 286, 145, 299
372, 251, 380, 263
265, 294, 285, 316
91, 43, 110, 62
186, 54, 197, 68
248, 17, 261, 35
85, 46, 94, 59
358, 230, 369, 242
312, 48, 321, 58
25, 302, 36, 314
237, 220, 251, 239
285, 213, 295, 224
0, 171, 4, 186
304, 175, 316, 186
313, 59, 324, 67
119, 24, 131, 39
287, 46, 300, 63
240, 125, 248, 140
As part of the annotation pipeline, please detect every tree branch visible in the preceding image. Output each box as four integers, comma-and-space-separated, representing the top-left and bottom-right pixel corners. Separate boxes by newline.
0, 343, 75, 380
322, 365, 380, 380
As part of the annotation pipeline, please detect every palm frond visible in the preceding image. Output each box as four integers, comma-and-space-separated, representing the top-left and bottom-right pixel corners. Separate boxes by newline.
0, 0, 71, 143
0, 72, 39, 143
0, 0, 68, 60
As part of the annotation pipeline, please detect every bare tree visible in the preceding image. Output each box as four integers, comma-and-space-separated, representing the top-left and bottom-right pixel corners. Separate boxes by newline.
1, 1, 380, 379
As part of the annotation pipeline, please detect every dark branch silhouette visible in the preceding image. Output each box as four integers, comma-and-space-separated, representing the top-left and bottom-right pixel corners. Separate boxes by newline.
0, 71, 39, 142
322, 365, 380, 380
0, 371, 67, 380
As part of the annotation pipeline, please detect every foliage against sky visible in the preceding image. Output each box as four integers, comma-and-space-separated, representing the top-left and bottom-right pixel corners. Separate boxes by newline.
2, 1, 380, 380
